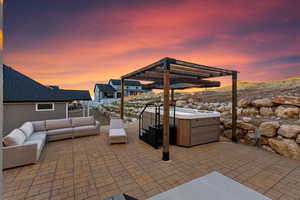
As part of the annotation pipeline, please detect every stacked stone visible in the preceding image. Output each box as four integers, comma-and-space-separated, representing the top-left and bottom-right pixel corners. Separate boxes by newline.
98, 92, 300, 161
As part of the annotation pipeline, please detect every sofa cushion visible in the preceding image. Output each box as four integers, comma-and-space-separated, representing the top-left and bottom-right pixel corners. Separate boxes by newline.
3, 129, 26, 146
46, 119, 72, 130
109, 128, 126, 137
71, 116, 95, 127
19, 122, 34, 138
73, 125, 96, 133
47, 128, 73, 136
29, 132, 47, 141
110, 119, 124, 129
32, 121, 46, 132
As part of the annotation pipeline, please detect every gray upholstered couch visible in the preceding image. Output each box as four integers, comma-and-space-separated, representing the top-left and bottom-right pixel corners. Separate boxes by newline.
3, 116, 100, 169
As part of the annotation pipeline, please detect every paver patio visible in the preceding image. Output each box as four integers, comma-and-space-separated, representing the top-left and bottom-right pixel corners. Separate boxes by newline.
3, 122, 300, 200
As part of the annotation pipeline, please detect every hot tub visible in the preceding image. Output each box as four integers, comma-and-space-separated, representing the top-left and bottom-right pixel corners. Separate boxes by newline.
142, 107, 221, 147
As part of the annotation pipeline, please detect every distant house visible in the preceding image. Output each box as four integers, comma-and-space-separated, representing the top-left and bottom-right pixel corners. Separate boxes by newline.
94, 79, 146, 102
3, 65, 91, 136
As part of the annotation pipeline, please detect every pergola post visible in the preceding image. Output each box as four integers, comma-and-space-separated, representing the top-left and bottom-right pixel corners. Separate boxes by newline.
163, 60, 170, 161
232, 71, 238, 142
120, 78, 125, 120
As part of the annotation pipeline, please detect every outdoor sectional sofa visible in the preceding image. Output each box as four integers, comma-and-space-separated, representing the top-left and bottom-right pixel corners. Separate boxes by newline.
3, 116, 100, 169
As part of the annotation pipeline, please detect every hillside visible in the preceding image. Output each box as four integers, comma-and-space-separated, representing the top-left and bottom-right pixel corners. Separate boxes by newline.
193, 76, 300, 103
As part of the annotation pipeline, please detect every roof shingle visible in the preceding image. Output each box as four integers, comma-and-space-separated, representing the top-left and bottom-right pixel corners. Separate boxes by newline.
109, 79, 141, 86
94, 84, 116, 92
3, 65, 91, 102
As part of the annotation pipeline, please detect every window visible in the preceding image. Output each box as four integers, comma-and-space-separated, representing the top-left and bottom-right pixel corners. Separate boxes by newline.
103, 92, 114, 98
36, 103, 55, 111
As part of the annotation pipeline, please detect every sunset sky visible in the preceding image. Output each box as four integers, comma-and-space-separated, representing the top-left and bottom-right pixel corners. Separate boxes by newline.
3, 0, 300, 94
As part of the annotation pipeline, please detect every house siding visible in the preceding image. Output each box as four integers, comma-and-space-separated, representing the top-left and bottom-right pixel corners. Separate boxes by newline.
3, 102, 67, 136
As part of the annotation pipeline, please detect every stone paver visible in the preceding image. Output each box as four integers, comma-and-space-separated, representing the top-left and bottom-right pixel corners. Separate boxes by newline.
3, 122, 300, 200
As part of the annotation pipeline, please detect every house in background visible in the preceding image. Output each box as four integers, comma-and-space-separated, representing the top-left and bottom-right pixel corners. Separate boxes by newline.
3, 65, 91, 136
94, 79, 146, 102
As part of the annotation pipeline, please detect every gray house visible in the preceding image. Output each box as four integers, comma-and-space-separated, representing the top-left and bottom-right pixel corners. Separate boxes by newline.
3, 65, 91, 136
94, 79, 145, 102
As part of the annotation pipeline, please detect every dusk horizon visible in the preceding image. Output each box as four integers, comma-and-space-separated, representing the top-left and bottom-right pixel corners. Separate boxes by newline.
4, 0, 300, 93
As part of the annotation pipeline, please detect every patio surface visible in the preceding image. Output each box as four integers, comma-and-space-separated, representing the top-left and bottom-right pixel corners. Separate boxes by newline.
3, 122, 300, 200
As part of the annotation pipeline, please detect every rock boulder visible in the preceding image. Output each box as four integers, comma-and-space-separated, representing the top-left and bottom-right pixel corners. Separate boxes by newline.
259, 137, 269, 145
237, 120, 257, 131
176, 100, 186, 107
278, 125, 300, 139
275, 105, 300, 118
242, 107, 259, 116
268, 138, 300, 160
296, 134, 300, 144
242, 117, 252, 123
238, 99, 251, 108
258, 121, 280, 137
245, 131, 257, 140
262, 145, 275, 153
272, 96, 300, 107
222, 119, 232, 129
187, 98, 194, 104
260, 107, 274, 116
252, 98, 273, 107
223, 129, 232, 139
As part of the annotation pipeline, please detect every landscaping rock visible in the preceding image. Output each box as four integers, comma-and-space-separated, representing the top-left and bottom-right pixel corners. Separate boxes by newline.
176, 100, 186, 107
242, 107, 259, 116
237, 108, 242, 116
220, 111, 230, 117
238, 99, 251, 108
272, 96, 300, 107
278, 125, 300, 139
296, 134, 300, 144
242, 117, 252, 123
223, 129, 232, 139
245, 131, 257, 140
260, 107, 274, 116
275, 105, 300, 118
259, 121, 280, 137
252, 98, 273, 107
262, 145, 275, 153
197, 104, 209, 110
268, 138, 300, 160
237, 120, 257, 131
222, 119, 232, 129
217, 105, 229, 113
259, 137, 269, 145
187, 98, 194, 104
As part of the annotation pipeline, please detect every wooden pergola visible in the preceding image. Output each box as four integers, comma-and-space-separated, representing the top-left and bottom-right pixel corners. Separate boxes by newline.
121, 57, 238, 161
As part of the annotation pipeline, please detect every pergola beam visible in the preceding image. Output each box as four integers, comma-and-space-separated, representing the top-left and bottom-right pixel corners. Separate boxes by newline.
143, 80, 221, 89
171, 64, 222, 77
174, 59, 234, 75
131, 75, 221, 86
121, 59, 164, 79
139, 71, 202, 80
156, 67, 210, 78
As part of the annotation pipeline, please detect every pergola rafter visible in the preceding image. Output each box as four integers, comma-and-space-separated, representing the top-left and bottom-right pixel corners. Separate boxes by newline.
120, 57, 238, 161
